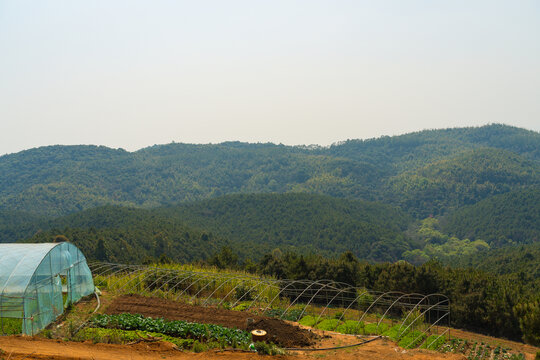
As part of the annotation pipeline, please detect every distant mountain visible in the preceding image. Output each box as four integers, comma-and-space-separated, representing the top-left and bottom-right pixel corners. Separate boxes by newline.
441, 187, 540, 247
326, 123, 540, 171
0, 143, 382, 217
386, 148, 540, 217
0, 124, 538, 218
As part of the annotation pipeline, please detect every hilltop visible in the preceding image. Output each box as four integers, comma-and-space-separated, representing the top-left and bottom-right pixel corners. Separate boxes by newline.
0, 124, 538, 218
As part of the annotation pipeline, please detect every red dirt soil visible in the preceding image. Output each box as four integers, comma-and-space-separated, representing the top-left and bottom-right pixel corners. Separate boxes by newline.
104, 294, 316, 347
0, 335, 468, 360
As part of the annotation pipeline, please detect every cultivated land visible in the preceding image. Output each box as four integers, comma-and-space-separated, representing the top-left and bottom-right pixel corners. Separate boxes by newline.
1, 291, 537, 360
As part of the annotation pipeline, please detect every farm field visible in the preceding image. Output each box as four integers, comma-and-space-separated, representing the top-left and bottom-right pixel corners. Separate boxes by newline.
0, 332, 466, 360
1, 290, 538, 360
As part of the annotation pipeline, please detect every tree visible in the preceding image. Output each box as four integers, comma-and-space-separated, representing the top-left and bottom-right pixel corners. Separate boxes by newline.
209, 246, 239, 269
94, 238, 108, 261
514, 300, 540, 346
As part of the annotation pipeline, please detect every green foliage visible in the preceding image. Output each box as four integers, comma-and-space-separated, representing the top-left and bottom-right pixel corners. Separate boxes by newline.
363, 322, 388, 335
263, 308, 303, 321
441, 188, 540, 247
1, 125, 538, 220
0, 318, 22, 335
382, 325, 402, 342
77, 327, 196, 348
421, 335, 447, 350
403, 217, 490, 265
315, 318, 342, 331
398, 330, 426, 349
163, 193, 413, 262
298, 315, 319, 327
90, 313, 251, 346
253, 341, 285, 355
0, 143, 383, 217
16, 193, 413, 263
447, 242, 540, 279
0, 210, 45, 242
386, 148, 540, 218
21, 206, 231, 264
257, 251, 537, 343
514, 300, 540, 346
335, 320, 364, 335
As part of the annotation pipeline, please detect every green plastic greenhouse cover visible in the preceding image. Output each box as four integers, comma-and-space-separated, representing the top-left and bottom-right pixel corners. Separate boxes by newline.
0, 242, 94, 335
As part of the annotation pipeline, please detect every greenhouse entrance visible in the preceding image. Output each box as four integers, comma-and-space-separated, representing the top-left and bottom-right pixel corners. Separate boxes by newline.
0, 242, 94, 335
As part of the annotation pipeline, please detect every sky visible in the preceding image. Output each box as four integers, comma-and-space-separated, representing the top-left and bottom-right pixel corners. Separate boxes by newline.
0, 0, 539, 155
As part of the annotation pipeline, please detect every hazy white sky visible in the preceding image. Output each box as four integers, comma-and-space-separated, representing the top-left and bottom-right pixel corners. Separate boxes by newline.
1, 0, 539, 155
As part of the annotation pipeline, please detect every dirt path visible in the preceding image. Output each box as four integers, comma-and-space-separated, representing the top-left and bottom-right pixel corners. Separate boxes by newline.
0, 335, 466, 360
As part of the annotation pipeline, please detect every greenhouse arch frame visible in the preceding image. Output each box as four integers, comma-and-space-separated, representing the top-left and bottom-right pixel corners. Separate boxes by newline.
0, 242, 94, 335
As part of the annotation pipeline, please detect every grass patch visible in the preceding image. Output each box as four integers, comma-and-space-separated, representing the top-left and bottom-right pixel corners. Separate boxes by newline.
77, 327, 197, 349
0, 318, 22, 335
315, 318, 342, 331
363, 322, 389, 335
254, 341, 285, 355
398, 330, 426, 349
421, 334, 447, 350
299, 315, 320, 327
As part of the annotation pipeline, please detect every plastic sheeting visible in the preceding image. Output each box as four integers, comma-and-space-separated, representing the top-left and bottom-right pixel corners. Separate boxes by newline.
0, 242, 94, 335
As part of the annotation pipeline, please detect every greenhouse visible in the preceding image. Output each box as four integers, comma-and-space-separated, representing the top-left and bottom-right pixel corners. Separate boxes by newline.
0, 242, 94, 335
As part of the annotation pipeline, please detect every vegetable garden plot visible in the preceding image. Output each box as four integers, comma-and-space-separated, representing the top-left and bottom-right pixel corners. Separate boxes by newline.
90, 262, 450, 350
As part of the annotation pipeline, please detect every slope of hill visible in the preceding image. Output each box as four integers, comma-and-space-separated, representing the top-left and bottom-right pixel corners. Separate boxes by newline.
23, 206, 228, 264
0, 124, 538, 217
446, 242, 540, 279
158, 193, 414, 262
0, 143, 384, 216
326, 123, 540, 171
385, 148, 540, 217
0, 210, 45, 242
440, 187, 540, 247
18, 194, 414, 263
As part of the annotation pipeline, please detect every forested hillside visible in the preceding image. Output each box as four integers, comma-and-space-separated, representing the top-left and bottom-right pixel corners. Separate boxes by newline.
446, 242, 540, 279
0, 124, 538, 218
0, 210, 45, 242
158, 193, 414, 262
16, 194, 413, 263
441, 187, 540, 246
22, 206, 228, 264
325, 123, 540, 171
386, 148, 540, 217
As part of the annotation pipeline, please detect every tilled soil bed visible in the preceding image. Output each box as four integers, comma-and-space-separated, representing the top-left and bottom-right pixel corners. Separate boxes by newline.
104, 294, 316, 348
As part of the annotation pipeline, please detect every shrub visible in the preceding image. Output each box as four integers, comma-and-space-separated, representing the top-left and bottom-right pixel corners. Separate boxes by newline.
299, 315, 319, 327
398, 330, 426, 349
315, 319, 342, 331
421, 334, 447, 350
363, 322, 389, 335
336, 320, 364, 335
192, 340, 206, 353
382, 325, 402, 342
254, 341, 284, 355
232, 303, 250, 312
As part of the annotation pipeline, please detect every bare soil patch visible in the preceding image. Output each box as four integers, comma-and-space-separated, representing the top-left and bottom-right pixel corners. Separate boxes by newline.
104, 294, 316, 347
0, 335, 465, 360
